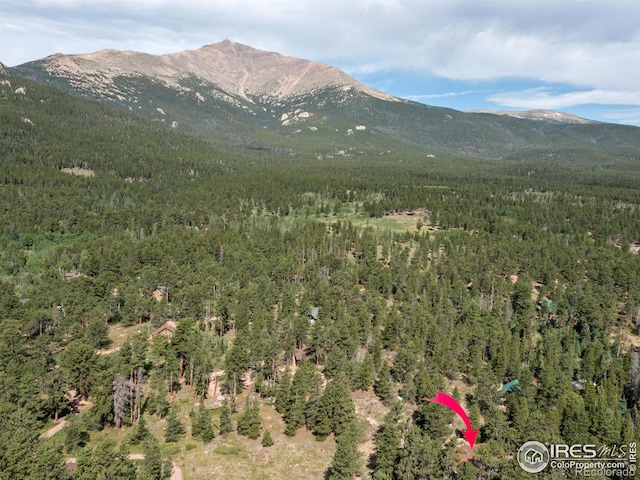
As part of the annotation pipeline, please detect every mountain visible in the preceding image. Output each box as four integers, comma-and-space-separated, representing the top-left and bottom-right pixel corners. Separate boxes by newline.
18, 40, 395, 103
467, 109, 597, 124
13, 40, 640, 162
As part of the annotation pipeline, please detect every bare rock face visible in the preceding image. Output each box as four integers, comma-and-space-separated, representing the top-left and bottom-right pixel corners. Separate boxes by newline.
36, 40, 397, 103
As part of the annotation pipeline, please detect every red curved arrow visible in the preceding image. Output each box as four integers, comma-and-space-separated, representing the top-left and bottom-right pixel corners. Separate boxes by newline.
426, 391, 478, 449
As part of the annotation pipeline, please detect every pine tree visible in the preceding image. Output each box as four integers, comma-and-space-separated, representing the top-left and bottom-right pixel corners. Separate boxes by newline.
305, 372, 324, 431
29, 439, 69, 480
128, 415, 151, 445
74, 437, 137, 480
313, 377, 356, 440
140, 436, 171, 480
155, 394, 170, 418
262, 429, 274, 447
110, 443, 138, 480
357, 353, 375, 391
191, 402, 215, 442
74, 446, 101, 480
284, 394, 306, 436
45, 370, 68, 423
374, 362, 394, 405
274, 368, 292, 414
219, 400, 234, 436
164, 408, 186, 443
284, 362, 313, 436
395, 425, 431, 480
237, 402, 261, 439
328, 420, 362, 480
560, 392, 590, 445
372, 405, 402, 480
332, 380, 356, 437
63, 415, 90, 453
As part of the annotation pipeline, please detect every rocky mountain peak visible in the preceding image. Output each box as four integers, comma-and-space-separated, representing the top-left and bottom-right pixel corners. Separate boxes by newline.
27, 40, 397, 102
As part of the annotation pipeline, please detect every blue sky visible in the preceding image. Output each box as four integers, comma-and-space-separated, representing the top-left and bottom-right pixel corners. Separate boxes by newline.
2, 0, 639, 125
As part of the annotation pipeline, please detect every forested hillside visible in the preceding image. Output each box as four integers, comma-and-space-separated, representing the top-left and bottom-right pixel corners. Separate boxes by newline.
1, 68, 640, 479
15, 43, 640, 163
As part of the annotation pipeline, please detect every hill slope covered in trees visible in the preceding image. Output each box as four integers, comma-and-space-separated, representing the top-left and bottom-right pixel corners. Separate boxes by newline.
1, 65, 640, 479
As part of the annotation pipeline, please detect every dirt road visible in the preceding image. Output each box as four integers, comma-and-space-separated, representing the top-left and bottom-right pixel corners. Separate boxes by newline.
39, 419, 67, 439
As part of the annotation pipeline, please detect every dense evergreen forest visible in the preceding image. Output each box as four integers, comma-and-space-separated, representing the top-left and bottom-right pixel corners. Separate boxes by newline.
1, 69, 640, 479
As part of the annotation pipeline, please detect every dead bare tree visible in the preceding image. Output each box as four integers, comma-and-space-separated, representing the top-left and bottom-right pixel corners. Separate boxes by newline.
113, 373, 129, 428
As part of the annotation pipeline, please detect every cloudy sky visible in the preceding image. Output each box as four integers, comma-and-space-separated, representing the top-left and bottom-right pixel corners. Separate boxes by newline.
2, 0, 639, 125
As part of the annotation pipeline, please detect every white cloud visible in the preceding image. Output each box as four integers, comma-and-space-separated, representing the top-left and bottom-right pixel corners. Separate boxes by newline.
489, 88, 640, 110
406, 91, 480, 101
599, 108, 640, 127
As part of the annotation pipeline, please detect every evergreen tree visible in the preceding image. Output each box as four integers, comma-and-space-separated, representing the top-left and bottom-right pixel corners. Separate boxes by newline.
357, 353, 375, 391
394, 425, 431, 480
305, 371, 324, 431
223, 333, 249, 399
372, 403, 403, 480
155, 394, 171, 418
456, 459, 481, 480
560, 392, 591, 445
45, 369, 68, 423
219, 400, 234, 436
164, 408, 186, 443
374, 362, 394, 405
60, 342, 98, 400
63, 415, 90, 453
0, 407, 40, 479
191, 402, 215, 442
74, 437, 137, 480
274, 368, 292, 414
74, 446, 101, 480
128, 415, 151, 445
171, 318, 196, 379
85, 317, 110, 348
262, 429, 274, 447
313, 377, 356, 440
140, 436, 171, 480
110, 443, 138, 480
30, 439, 70, 480
284, 394, 306, 436
328, 420, 362, 480
236, 402, 261, 439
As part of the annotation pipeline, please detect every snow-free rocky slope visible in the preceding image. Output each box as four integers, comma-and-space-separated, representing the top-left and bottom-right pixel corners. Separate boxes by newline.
14, 40, 640, 161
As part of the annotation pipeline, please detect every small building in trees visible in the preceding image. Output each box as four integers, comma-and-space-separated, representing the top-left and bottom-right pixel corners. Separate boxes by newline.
308, 307, 319, 325
64, 272, 85, 280
152, 285, 169, 302
501, 379, 521, 394
294, 347, 307, 363
152, 320, 176, 339
536, 298, 557, 319
63, 460, 77, 477
572, 379, 587, 390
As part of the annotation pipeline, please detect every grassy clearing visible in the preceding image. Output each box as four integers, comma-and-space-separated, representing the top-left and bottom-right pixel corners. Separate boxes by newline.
320, 208, 433, 234
60, 167, 95, 177
99, 323, 152, 352
170, 401, 335, 480
351, 212, 430, 234
90, 383, 337, 480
